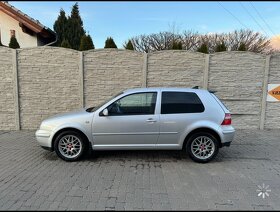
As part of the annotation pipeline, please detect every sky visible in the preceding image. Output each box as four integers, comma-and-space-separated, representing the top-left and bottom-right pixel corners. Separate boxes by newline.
9, 1, 280, 49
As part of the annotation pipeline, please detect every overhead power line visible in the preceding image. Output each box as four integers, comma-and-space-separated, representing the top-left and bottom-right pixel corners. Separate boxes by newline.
217, 2, 249, 29
249, 2, 277, 37
239, 2, 269, 37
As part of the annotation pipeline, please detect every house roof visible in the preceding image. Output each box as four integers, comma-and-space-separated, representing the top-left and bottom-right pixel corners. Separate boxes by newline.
0, 1, 56, 41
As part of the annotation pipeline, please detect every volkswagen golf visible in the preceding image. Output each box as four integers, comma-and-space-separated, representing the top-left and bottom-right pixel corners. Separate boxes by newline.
36, 87, 235, 163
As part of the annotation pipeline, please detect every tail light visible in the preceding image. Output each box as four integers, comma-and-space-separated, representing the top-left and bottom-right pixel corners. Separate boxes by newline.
221, 113, 231, 125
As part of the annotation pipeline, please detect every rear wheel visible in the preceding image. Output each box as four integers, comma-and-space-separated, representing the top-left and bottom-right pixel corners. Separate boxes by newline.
186, 132, 219, 163
54, 130, 88, 162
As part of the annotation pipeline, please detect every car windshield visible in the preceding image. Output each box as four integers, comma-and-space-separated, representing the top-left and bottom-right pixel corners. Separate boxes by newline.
86, 91, 124, 112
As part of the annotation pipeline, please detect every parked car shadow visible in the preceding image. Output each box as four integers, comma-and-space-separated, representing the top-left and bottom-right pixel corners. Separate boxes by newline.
85, 149, 195, 163
42, 148, 227, 163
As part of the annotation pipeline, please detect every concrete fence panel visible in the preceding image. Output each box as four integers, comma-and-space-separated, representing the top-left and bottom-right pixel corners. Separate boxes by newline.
17, 47, 80, 129
0, 47, 16, 130
265, 53, 280, 129
147, 51, 206, 88
83, 49, 144, 107
208, 52, 266, 129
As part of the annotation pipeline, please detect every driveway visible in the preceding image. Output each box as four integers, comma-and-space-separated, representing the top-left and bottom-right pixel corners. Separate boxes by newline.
0, 130, 279, 210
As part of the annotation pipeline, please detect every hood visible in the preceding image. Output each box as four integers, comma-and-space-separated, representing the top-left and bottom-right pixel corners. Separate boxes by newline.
41, 107, 94, 128
47, 108, 87, 120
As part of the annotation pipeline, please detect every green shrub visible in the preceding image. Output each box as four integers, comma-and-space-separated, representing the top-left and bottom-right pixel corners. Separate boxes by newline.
197, 43, 208, 53
61, 39, 71, 48
215, 41, 227, 52
171, 40, 183, 50
9, 36, 20, 49
104, 37, 117, 48
238, 42, 246, 51
79, 34, 95, 51
124, 40, 134, 50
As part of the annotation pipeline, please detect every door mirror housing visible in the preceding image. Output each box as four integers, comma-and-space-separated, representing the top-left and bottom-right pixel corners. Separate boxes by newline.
101, 108, 108, 116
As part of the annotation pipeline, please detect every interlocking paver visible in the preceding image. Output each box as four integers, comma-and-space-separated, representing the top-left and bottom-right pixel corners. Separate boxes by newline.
0, 130, 280, 210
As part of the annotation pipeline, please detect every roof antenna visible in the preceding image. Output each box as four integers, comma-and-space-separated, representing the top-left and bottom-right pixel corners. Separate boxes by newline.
192, 86, 199, 89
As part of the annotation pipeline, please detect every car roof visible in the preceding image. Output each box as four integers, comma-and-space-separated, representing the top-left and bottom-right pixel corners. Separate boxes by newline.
123, 87, 208, 94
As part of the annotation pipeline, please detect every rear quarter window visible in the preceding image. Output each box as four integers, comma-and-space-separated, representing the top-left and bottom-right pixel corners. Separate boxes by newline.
161, 91, 205, 114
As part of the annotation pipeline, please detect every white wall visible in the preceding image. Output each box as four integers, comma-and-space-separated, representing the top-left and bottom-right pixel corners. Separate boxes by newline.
0, 10, 38, 48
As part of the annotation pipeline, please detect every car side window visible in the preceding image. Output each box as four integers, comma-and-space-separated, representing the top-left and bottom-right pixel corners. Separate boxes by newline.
161, 91, 204, 114
107, 92, 157, 116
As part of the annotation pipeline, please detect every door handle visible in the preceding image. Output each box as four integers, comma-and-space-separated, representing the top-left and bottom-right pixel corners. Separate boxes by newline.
146, 118, 157, 123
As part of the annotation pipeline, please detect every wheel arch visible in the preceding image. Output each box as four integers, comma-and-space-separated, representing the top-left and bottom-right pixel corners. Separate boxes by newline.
51, 127, 90, 150
182, 127, 222, 149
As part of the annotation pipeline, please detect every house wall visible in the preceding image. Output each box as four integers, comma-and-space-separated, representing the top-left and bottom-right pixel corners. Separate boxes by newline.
0, 10, 38, 48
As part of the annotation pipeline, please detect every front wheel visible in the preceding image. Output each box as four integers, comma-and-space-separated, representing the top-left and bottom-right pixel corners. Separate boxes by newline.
54, 131, 88, 162
186, 132, 219, 163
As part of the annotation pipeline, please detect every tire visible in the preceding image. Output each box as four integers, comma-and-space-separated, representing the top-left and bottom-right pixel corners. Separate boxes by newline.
186, 132, 219, 163
54, 130, 88, 162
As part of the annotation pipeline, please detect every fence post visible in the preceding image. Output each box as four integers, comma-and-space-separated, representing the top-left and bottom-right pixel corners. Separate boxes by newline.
203, 54, 210, 89
79, 51, 84, 108
12, 49, 20, 130
142, 53, 148, 87
260, 55, 271, 130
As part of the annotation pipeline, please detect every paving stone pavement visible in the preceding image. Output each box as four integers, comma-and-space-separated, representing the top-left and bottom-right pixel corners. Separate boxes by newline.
0, 130, 280, 210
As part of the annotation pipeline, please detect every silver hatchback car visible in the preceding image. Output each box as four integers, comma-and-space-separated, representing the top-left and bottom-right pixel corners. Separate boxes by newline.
36, 87, 235, 163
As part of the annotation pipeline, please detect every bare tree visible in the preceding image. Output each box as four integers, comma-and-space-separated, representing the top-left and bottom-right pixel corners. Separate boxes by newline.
131, 35, 151, 53
181, 30, 199, 50
226, 29, 272, 53
131, 32, 181, 52
128, 29, 274, 54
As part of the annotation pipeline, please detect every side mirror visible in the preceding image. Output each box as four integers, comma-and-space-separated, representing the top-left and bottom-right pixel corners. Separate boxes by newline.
102, 108, 108, 116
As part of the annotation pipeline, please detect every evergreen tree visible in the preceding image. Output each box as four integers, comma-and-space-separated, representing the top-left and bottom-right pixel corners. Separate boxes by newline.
9, 36, 20, 49
124, 40, 134, 50
67, 2, 86, 50
238, 42, 247, 51
53, 9, 68, 47
79, 34, 95, 51
171, 40, 183, 50
61, 39, 71, 48
215, 41, 227, 52
104, 37, 117, 48
197, 43, 208, 53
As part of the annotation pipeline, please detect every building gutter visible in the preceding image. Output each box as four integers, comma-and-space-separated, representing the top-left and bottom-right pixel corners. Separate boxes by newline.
44, 30, 57, 46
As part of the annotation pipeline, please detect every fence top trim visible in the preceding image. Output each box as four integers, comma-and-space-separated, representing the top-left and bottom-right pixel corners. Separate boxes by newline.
0, 46, 278, 57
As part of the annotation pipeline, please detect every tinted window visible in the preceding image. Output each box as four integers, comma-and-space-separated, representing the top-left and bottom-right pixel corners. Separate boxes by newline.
161, 92, 204, 114
108, 92, 157, 116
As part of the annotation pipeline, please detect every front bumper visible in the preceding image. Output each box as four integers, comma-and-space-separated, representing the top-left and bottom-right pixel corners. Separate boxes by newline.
35, 129, 52, 150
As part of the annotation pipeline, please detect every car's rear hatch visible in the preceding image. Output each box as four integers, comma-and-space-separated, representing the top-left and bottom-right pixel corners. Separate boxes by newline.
209, 92, 230, 114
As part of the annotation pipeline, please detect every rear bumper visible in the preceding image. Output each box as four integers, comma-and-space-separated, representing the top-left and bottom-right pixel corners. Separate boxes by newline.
220, 127, 235, 147
221, 141, 231, 147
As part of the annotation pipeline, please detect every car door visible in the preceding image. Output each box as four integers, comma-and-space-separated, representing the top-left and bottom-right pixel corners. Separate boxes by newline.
92, 91, 160, 149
